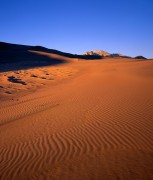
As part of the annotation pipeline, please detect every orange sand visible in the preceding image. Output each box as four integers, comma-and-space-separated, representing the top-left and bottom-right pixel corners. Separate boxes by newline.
0, 56, 153, 179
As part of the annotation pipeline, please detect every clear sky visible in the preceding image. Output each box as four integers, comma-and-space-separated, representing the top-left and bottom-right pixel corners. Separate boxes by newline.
0, 0, 153, 58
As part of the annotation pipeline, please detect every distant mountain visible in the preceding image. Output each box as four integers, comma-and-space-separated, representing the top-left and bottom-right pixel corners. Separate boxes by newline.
110, 53, 124, 57
83, 50, 133, 58
83, 50, 110, 57
134, 56, 147, 59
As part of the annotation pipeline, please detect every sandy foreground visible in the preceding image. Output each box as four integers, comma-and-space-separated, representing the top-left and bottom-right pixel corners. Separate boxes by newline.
0, 57, 153, 179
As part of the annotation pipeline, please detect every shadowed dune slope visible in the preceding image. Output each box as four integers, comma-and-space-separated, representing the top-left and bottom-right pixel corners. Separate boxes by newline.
0, 51, 153, 179
0, 42, 77, 72
0, 42, 103, 72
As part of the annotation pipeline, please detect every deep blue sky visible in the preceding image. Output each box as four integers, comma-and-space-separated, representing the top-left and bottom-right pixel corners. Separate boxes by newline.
0, 0, 153, 58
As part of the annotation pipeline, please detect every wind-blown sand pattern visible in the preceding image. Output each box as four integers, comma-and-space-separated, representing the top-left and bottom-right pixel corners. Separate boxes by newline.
0, 56, 153, 179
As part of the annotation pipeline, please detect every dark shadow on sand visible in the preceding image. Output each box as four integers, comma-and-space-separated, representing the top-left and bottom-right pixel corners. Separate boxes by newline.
0, 42, 103, 72
0, 44, 66, 72
7, 76, 27, 85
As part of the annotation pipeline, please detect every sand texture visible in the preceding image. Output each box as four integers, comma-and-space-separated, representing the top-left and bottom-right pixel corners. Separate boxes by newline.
0, 55, 153, 179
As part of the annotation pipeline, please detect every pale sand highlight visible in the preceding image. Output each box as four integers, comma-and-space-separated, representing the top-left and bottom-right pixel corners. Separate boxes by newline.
0, 57, 153, 179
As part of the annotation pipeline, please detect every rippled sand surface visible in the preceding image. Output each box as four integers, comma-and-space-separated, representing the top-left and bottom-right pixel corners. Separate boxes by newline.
0, 57, 153, 179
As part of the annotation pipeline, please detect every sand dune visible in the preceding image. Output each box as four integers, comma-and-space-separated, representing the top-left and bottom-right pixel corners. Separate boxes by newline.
0, 56, 153, 179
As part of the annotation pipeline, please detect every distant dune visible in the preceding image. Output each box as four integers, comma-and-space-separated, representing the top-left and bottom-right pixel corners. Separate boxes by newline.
0, 42, 153, 179
0, 42, 103, 65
